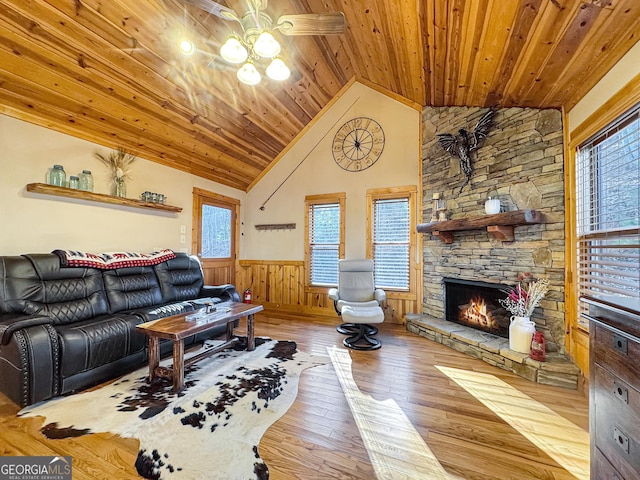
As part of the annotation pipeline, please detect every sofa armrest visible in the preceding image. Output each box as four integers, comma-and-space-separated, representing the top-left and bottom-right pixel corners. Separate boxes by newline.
0, 321, 59, 406
200, 284, 241, 303
374, 289, 386, 303
328, 288, 339, 301
0, 313, 52, 346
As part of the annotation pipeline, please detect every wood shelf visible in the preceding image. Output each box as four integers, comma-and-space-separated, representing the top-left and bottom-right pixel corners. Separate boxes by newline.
26, 183, 183, 213
255, 223, 296, 231
416, 209, 545, 243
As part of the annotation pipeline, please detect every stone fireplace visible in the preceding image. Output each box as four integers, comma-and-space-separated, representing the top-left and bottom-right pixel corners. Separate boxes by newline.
406, 106, 580, 388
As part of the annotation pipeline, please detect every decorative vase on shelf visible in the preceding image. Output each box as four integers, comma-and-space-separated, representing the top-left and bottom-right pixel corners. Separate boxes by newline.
113, 177, 126, 197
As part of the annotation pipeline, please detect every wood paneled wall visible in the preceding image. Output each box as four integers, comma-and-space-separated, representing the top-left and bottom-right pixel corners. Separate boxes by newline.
237, 260, 416, 323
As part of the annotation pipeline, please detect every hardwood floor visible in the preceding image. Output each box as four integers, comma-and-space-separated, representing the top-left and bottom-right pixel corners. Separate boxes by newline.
0, 313, 589, 479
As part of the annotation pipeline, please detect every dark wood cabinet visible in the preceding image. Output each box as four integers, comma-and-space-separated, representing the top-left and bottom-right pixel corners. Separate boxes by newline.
583, 295, 640, 480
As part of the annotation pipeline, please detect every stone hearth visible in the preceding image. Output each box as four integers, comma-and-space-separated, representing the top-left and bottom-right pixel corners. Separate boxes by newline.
406, 314, 579, 389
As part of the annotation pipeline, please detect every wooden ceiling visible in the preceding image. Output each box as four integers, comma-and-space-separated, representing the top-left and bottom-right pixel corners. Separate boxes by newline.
1, 0, 638, 191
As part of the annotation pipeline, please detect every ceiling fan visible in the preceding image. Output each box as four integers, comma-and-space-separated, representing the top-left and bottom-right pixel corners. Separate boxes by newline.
180, 0, 346, 85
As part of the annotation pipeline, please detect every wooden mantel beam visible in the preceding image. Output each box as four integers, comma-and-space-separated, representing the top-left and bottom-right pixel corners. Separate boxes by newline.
417, 210, 545, 243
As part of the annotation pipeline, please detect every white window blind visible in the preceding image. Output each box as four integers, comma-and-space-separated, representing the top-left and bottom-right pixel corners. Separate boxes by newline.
576, 104, 640, 325
309, 202, 341, 286
372, 197, 410, 290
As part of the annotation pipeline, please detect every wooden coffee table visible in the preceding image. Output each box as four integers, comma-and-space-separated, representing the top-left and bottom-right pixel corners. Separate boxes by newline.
136, 302, 263, 391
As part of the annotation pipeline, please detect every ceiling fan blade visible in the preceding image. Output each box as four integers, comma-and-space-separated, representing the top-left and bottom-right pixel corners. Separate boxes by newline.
181, 0, 240, 22
275, 12, 346, 35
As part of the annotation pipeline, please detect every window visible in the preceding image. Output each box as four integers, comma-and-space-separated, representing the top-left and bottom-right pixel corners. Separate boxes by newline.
201, 204, 231, 258
367, 187, 417, 292
576, 104, 640, 324
305, 193, 345, 287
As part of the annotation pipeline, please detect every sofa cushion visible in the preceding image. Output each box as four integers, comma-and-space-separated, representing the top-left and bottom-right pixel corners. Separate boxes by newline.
1, 254, 109, 324
56, 313, 146, 379
102, 266, 163, 314
153, 253, 205, 303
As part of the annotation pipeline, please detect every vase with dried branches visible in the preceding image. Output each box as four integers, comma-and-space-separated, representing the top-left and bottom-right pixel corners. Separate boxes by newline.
94, 148, 136, 198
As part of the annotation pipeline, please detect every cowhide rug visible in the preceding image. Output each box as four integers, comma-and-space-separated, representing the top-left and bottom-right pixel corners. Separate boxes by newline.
19, 337, 328, 480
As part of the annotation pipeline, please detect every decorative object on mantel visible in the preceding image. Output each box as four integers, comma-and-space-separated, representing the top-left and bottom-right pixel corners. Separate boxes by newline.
437, 108, 497, 192
94, 147, 136, 198
255, 223, 296, 231
500, 273, 549, 353
429, 193, 447, 222
25, 183, 183, 213
417, 209, 546, 243
484, 190, 501, 214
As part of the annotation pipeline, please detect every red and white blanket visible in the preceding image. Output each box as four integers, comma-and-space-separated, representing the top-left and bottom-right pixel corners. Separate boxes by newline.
53, 249, 176, 269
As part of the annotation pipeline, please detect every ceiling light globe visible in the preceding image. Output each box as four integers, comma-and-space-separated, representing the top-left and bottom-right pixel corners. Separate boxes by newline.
237, 62, 261, 86
266, 58, 291, 81
253, 31, 281, 58
220, 36, 248, 64
179, 39, 195, 56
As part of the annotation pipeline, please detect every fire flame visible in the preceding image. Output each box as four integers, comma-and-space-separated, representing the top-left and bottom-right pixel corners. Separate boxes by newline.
459, 296, 499, 330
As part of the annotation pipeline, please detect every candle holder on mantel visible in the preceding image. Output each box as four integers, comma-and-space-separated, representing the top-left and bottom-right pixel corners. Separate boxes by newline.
430, 193, 447, 222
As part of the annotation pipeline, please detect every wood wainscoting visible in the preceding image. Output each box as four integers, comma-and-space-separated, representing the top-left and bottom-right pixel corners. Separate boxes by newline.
237, 260, 418, 324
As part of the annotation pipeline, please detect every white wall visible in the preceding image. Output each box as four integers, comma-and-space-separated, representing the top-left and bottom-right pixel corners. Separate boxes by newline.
568, 40, 640, 132
243, 82, 421, 260
1, 81, 419, 260
0, 114, 245, 255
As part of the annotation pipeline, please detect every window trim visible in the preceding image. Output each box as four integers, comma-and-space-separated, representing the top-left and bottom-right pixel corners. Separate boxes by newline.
304, 192, 346, 290
574, 105, 640, 326
366, 186, 417, 299
568, 84, 640, 339
191, 187, 240, 286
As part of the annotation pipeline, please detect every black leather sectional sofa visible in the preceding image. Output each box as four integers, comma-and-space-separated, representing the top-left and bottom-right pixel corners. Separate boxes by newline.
0, 252, 240, 406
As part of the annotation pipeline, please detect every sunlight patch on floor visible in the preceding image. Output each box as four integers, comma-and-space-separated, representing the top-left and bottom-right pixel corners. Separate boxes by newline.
328, 346, 461, 480
436, 365, 589, 480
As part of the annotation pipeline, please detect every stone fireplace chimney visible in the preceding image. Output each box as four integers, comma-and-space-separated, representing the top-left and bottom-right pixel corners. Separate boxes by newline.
419, 106, 566, 353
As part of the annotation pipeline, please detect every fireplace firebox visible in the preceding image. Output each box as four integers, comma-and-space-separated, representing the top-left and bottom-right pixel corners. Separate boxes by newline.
443, 278, 509, 338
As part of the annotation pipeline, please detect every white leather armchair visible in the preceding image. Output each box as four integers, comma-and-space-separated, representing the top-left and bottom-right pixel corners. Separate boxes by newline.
328, 259, 386, 350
